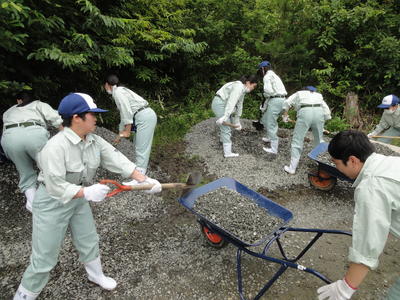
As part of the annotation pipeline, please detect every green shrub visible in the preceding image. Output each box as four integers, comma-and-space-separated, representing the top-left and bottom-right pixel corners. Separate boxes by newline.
325, 116, 350, 133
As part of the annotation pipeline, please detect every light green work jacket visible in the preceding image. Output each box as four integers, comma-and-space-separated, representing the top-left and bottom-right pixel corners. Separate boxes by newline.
215, 81, 246, 124
369, 108, 400, 136
283, 90, 331, 120
111, 86, 149, 132
37, 127, 136, 204
350, 152, 400, 270
2, 100, 62, 130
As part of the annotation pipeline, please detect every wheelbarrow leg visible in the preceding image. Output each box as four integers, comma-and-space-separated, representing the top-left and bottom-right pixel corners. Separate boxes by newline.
237, 248, 288, 300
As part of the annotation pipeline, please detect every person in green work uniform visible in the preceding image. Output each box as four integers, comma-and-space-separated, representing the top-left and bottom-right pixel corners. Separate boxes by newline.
104, 74, 157, 175
13, 93, 162, 300
1, 91, 63, 212
258, 61, 287, 154
367, 94, 400, 144
317, 130, 400, 300
212, 75, 258, 158
282, 86, 331, 174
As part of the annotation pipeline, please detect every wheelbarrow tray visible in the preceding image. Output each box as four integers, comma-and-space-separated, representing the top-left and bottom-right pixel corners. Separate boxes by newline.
178, 177, 351, 300
308, 142, 353, 183
179, 177, 293, 247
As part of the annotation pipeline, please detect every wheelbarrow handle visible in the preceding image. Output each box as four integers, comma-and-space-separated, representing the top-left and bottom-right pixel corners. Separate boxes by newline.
99, 179, 190, 197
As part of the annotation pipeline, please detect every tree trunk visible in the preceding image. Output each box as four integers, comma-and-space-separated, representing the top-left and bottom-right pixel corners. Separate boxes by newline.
343, 92, 363, 129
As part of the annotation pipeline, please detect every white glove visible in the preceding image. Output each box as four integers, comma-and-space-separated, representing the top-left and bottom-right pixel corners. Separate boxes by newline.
216, 116, 226, 126
259, 103, 267, 113
317, 279, 357, 300
123, 177, 162, 194
324, 114, 332, 121
282, 114, 289, 123
234, 123, 242, 131
83, 184, 110, 202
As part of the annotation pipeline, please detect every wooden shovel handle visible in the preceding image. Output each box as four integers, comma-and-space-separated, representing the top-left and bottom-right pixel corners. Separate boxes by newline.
99, 179, 190, 197
370, 135, 400, 139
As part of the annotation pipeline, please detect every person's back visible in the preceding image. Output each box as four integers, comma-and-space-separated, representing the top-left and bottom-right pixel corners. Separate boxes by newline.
354, 152, 400, 237
1, 92, 62, 212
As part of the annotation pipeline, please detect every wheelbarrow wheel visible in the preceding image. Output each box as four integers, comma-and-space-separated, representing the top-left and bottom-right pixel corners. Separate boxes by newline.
200, 224, 227, 248
308, 168, 337, 191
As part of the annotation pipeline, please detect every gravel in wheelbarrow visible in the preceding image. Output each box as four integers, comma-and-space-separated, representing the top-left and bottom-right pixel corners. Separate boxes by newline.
194, 187, 282, 245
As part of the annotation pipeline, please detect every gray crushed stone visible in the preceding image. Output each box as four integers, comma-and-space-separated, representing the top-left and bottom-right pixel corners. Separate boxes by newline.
194, 187, 282, 245
1, 120, 399, 300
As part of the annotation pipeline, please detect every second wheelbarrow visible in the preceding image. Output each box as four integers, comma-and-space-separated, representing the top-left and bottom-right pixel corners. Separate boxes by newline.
179, 177, 351, 300
307, 142, 354, 191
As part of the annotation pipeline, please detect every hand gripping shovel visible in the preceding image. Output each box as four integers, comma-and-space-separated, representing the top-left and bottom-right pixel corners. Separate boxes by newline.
100, 172, 202, 197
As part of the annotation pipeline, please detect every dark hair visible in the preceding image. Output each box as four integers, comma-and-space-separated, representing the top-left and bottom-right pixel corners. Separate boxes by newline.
16, 91, 34, 107
62, 112, 88, 127
256, 65, 272, 79
239, 74, 258, 84
328, 130, 375, 165
105, 74, 119, 86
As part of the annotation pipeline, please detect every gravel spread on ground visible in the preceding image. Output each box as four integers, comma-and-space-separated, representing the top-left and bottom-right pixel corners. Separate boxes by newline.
193, 187, 283, 245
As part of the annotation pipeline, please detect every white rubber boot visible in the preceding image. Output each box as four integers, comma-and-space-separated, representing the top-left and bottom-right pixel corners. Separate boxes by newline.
84, 256, 117, 290
284, 158, 299, 175
24, 187, 36, 213
261, 137, 270, 143
263, 139, 278, 154
13, 284, 39, 300
135, 167, 147, 175
223, 143, 239, 158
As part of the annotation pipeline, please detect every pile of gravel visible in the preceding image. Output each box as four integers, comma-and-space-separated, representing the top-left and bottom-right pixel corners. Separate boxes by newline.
193, 186, 283, 245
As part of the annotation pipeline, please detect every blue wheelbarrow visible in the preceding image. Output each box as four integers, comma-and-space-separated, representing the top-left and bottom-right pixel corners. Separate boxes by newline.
307, 142, 354, 191
179, 177, 351, 300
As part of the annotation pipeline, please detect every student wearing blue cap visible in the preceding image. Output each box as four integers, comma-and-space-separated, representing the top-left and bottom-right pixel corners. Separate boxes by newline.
13, 93, 162, 300
282, 86, 331, 174
367, 94, 400, 144
104, 75, 157, 175
1, 91, 63, 212
257, 61, 287, 154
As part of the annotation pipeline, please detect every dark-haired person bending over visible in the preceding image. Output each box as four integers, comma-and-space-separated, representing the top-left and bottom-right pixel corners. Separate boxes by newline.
317, 130, 400, 300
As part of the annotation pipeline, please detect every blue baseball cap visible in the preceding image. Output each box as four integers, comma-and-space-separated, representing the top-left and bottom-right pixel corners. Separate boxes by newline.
58, 93, 108, 117
377, 94, 399, 109
305, 86, 317, 92
258, 61, 271, 68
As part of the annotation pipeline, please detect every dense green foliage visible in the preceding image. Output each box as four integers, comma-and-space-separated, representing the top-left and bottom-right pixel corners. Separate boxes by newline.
1, 0, 399, 141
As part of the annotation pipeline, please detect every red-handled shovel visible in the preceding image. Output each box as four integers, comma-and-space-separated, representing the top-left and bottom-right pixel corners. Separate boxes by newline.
100, 172, 202, 197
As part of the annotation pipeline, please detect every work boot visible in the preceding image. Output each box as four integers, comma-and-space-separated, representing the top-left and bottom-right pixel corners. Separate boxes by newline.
24, 187, 36, 213
84, 256, 117, 290
284, 157, 299, 175
135, 167, 147, 175
261, 137, 270, 143
223, 143, 239, 158
263, 139, 278, 154
13, 284, 40, 300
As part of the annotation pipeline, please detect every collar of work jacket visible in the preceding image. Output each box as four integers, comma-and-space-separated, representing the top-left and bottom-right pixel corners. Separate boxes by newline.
63, 127, 95, 146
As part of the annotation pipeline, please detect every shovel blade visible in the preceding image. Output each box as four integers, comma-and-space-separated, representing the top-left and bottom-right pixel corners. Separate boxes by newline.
180, 171, 202, 198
